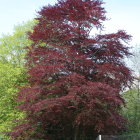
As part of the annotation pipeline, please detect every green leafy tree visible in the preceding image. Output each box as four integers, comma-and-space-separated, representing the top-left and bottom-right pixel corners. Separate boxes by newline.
0, 20, 36, 139
122, 87, 140, 133
0, 20, 36, 66
122, 46, 140, 133
0, 63, 26, 139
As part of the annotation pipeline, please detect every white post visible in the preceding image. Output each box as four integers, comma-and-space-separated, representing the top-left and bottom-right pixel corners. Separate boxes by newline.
99, 135, 101, 140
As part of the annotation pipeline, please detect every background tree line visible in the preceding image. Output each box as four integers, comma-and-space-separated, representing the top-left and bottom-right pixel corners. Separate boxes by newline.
0, 20, 36, 139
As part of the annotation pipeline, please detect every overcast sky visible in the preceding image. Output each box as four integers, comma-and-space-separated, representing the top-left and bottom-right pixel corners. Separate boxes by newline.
0, 0, 139, 46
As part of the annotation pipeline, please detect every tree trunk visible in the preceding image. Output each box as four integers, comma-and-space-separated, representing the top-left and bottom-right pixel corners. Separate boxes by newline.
74, 126, 79, 140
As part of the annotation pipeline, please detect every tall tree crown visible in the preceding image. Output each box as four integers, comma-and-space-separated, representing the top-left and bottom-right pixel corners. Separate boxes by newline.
30, 0, 106, 44
9, 0, 133, 139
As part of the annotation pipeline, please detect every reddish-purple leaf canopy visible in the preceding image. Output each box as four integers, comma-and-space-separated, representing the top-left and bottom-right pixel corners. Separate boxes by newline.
9, 0, 133, 139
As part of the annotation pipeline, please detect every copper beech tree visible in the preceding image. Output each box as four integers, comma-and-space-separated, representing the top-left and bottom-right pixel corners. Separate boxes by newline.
10, 0, 133, 139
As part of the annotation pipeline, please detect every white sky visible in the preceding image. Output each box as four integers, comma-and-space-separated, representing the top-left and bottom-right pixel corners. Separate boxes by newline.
0, 0, 139, 46
104, 0, 140, 46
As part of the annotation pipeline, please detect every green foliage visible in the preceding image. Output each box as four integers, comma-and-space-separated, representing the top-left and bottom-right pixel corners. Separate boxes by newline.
0, 63, 26, 139
0, 20, 36, 139
122, 88, 140, 133
0, 20, 36, 66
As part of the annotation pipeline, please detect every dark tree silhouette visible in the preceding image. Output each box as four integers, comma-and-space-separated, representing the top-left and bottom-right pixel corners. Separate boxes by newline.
9, 0, 133, 139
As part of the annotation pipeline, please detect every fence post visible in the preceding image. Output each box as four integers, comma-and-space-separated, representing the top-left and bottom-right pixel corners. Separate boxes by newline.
99, 135, 101, 140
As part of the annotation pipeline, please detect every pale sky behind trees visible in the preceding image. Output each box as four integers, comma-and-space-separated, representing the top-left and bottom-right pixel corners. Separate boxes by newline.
0, 0, 139, 45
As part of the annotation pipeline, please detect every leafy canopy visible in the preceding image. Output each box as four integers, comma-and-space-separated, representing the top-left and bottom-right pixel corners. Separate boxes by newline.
0, 21, 35, 139
0, 20, 36, 66
10, 0, 133, 139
